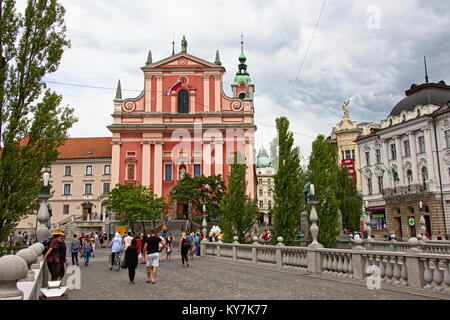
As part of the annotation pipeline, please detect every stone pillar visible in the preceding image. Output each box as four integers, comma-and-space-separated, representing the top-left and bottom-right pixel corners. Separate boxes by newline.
214, 74, 221, 112
203, 142, 212, 177
232, 236, 239, 262
156, 74, 163, 113
111, 141, 121, 188
405, 238, 425, 289
382, 140, 392, 188
408, 131, 419, 183
170, 91, 176, 114
203, 74, 210, 112
394, 136, 404, 185
423, 128, 436, 185
0, 255, 29, 300
153, 142, 163, 197
214, 140, 223, 177
145, 75, 152, 112
252, 236, 259, 264
141, 141, 151, 187
276, 237, 284, 269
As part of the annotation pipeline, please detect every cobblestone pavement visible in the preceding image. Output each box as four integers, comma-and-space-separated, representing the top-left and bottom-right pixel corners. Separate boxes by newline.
67, 247, 447, 300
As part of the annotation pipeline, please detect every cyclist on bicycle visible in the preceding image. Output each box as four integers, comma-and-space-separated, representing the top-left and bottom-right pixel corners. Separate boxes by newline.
108, 232, 123, 269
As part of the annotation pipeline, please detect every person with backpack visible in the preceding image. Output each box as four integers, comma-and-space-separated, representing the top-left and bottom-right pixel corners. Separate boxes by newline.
83, 237, 92, 266
70, 234, 81, 266
177, 232, 191, 267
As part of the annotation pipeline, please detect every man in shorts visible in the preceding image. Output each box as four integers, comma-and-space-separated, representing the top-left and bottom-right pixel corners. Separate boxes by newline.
142, 229, 165, 284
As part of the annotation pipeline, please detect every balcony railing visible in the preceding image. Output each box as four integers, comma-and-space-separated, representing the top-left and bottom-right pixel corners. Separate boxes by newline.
382, 183, 428, 197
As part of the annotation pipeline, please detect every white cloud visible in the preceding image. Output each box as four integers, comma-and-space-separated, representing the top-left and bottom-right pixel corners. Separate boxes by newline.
39, 0, 450, 159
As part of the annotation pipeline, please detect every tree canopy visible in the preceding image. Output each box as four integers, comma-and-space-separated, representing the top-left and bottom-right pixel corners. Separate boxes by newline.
0, 0, 76, 243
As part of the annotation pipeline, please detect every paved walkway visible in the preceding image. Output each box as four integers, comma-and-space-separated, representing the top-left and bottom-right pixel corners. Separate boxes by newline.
67, 247, 448, 300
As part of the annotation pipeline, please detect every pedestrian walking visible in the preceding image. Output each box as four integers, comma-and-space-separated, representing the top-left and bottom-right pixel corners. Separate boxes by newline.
437, 231, 443, 240
58, 233, 68, 279
194, 232, 200, 256
165, 234, 174, 261
123, 232, 133, 251
143, 229, 165, 284
108, 232, 123, 269
70, 234, 80, 266
178, 232, 190, 267
90, 233, 96, 257
125, 238, 139, 285
83, 237, 92, 266
43, 228, 64, 281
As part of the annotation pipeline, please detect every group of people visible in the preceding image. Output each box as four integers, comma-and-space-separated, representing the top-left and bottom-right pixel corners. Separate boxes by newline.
6, 231, 36, 247
108, 229, 206, 285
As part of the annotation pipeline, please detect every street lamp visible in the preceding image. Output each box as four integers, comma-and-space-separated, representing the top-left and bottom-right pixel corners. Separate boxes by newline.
202, 204, 208, 240
365, 200, 373, 241
308, 184, 323, 248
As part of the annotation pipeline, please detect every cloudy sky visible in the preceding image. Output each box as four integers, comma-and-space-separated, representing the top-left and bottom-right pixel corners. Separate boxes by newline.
32, 0, 450, 159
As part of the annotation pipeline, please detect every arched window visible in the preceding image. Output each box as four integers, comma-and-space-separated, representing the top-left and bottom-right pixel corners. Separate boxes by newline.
178, 89, 189, 113
421, 167, 428, 184
239, 92, 245, 99
406, 170, 413, 185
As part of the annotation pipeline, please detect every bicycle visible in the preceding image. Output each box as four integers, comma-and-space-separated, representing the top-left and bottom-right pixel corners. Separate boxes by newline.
109, 252, 121, 271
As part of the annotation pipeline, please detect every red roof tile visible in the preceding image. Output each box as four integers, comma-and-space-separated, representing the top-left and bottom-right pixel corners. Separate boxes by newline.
57, 137, 112, 159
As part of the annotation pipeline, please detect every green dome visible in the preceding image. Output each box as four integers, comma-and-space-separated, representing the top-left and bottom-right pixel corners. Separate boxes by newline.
256, 147, 271, 168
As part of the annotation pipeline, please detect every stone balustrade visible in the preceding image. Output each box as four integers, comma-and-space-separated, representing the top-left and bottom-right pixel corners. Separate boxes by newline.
0, 243, 47, 300
200, 238, 450, 294
367, 240, 450, 254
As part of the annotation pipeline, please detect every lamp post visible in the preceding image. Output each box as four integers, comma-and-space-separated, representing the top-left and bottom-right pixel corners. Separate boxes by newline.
365, 200, 373, 241
36, 172, 52, 242
308, 184, 323, 248
419, 201, 426, 240
202, 204, 208, 241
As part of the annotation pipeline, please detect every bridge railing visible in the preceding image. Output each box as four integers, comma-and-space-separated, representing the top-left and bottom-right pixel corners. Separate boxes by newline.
201, 237, 450, 293
0, 243, 48, 300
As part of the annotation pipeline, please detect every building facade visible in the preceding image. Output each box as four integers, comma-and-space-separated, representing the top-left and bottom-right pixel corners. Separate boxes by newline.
107, 37, 257, 219
356, 81, 450, 239
16, 137, 112, 231
256, 147, 275, 226
328, 101, 380, 193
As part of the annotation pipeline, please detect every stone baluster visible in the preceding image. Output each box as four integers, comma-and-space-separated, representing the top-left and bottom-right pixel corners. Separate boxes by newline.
392, 257, 401, 285
0, 255, 29, 300
347, 254, 353, 278
322, 253, 329, 274
332, 253, 338, 275
342, 254, 349, 277
16, 249, 38, 282
384, 256, 393, 284
399, 256, 408, 286
423, 258, 433, 290
337, 253, 343, 276
432, 259, 443, 291
443, 260, 450, 293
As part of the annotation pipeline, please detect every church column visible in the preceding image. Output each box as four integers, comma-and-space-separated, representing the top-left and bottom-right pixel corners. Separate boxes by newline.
154, 142, 163, 197
245, 137, 255, 198
203, 141, 212, 177
214, 74, 221, 112
408, 131, 419, 183
189, 89, 196, 114
214, 140, 223, 177
111, 141, 121, 187
203, 74, 210, 113
171, 91, 176, 114
141, 141, 151, 187
145, 75, 152, 112
156, 74, 163, 113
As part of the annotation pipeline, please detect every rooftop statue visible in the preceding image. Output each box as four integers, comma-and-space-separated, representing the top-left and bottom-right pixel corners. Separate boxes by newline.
303, 176, 311, 204
342, 100, 350, 119
181, 35, 187, 53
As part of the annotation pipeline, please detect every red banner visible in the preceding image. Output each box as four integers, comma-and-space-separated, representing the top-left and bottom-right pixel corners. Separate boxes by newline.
342, 159, 355, 180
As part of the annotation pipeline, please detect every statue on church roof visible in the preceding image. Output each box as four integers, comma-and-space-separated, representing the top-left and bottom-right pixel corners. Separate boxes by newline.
181, 35, 187, 53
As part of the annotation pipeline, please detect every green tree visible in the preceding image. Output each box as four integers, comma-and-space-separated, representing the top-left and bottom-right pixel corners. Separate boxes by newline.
271, 117, 304, 245
219, 152, 259, 243
269, 134, 279, 172
170, 174, 226, 219
307, 135, 340, 248
0, 0, 76, 243
337, 166, 362, 232
105, 184, 168, 234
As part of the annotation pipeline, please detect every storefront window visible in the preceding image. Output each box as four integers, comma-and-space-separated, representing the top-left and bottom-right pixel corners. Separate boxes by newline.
371, 212, 387, 230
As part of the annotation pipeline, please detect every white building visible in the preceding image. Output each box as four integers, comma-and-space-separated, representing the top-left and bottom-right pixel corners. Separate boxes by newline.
255, 147, 275, 226
356, 81, 450, 240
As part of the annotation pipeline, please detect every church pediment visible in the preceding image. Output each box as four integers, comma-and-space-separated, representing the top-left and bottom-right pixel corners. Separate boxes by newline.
142, 53, 223, 71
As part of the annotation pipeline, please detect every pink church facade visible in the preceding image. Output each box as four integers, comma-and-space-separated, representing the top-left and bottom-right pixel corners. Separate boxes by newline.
108, 38, 256, 218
